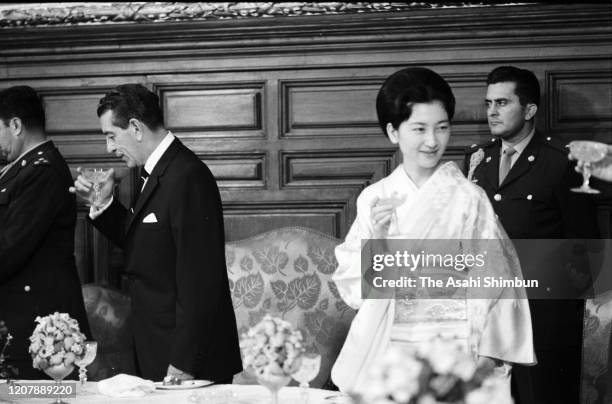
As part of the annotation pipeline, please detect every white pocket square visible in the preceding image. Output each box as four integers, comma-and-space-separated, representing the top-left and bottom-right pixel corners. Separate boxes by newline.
142, 212, 158, 223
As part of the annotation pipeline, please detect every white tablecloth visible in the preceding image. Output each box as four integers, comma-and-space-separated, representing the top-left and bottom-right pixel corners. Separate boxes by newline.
0, 381, 351, 404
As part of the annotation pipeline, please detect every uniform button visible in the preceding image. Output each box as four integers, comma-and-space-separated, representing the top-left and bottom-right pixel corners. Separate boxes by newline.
24, 285, 31, 292
494, 193, 502, 201
495, 214, 499, 219
0, 188, 5, 192
527, 155, 535, 162
485, 157, 491, 163
21, 160, 26, 167
546, 137, 551, 141
527, 194, 533, 200
38, 151, 43, 155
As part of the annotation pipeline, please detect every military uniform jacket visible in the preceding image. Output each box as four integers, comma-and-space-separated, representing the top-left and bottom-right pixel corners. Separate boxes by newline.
0, 141, 90, 376
464, 132, 599, 239
464, 133, 600, 349
465, 134, 603, 404
91, 138, 242, 382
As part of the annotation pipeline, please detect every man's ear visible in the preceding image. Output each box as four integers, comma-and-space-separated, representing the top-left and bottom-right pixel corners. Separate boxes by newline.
128, 118, 144, 142
524, 103, 537, 121
9, 117, 22, 137
386, 123, 399, 144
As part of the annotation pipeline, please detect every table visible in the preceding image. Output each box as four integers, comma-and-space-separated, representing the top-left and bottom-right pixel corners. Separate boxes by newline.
0, 381, 351, 403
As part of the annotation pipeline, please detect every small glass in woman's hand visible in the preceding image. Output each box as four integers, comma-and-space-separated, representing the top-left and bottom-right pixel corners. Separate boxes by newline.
376, 192, 406, 233
75, 341, 98, 385
568, 140, 608, 194
81, 168, 112, 205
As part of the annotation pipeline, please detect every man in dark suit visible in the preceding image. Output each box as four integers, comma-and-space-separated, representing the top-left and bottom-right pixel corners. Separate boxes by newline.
0, 85, 90, 379
72, 84, 241, 382
464, 66, 600, 404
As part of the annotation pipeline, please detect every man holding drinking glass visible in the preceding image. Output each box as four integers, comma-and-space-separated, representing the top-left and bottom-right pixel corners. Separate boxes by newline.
0, 85, 90, 379
71, 84, 242, 383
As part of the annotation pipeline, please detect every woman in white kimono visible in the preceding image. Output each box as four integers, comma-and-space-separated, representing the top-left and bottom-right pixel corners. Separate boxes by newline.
331, 67, 535, 394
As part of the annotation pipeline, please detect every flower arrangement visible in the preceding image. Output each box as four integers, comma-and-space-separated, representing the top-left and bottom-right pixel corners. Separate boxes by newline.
355, 338, 512, 404
240, 315, 305, 380
28, 312, 86, 371
0, 320, 18, 379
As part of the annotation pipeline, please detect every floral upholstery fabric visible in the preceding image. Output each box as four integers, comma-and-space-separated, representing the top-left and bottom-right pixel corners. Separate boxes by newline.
80, 229, 612, 396
226, 227, 356, 388
582, 291, 612, 404
82, 284, 135, 380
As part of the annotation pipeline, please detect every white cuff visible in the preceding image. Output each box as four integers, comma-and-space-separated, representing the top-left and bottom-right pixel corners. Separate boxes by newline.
89, 196, 114, 220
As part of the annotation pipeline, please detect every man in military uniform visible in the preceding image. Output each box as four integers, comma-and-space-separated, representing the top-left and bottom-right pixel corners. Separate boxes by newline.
464, 66, 600, 404
0, 86, 90, 379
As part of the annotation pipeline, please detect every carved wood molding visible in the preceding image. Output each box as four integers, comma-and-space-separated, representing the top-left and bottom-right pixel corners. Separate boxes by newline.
0, 2, 521, 27
0, 3, 609, 61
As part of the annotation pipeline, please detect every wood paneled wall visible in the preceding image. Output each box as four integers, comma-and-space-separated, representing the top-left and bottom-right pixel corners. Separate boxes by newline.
0, 4, 610, 286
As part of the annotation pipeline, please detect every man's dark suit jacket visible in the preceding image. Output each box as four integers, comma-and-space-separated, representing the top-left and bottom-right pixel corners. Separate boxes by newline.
0, 141, 90, 379
92, 137, 242, 382
465, 132, 600, 404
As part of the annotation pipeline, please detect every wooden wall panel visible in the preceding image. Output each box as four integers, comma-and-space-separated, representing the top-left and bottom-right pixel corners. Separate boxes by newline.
41, 91, 106, 134
159, 84, 264, 136
547, 71, 612, 138
281, 149, 398, 188
224, 200, 350, 241
282, 80, 380, 138
200, 153, 266, 189
448, 75, 489, 125
0, 4, 609, 285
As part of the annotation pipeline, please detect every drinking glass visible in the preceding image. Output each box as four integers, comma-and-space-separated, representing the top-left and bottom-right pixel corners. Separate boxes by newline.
257, 374, 291, 404
568, 141, 608, 194
80, 168, 112, 205
291, 353, 321, 404
75, 341, 97, 386
43, 363, 74, 404
377, 192, 406, 234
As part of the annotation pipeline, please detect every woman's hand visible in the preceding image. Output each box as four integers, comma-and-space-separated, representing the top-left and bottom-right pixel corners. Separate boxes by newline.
370, 196, 396, 237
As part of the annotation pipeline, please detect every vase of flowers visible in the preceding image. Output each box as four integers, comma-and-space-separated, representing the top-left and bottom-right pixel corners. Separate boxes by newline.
353, 338, 512, 404
240, 315, 305, 404
29, 312, 86, 404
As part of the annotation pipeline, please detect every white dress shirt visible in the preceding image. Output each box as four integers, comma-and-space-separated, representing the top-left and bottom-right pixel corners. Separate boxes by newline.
89, 132, 175, 218
500, 128, 535, 170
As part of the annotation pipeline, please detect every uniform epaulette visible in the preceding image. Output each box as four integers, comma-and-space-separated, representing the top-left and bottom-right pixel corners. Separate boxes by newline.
465, 137, 500, 154
20, 150, 51, 169
32, 157, 50, 166
540, 135, 569, 154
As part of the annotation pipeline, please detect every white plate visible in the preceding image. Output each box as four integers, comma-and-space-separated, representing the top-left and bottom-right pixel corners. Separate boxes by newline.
154, 380, 214, 390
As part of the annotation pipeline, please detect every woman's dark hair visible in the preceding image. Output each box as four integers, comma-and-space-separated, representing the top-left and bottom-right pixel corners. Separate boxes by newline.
376, 67, 455, 135
97, 84, 164, 130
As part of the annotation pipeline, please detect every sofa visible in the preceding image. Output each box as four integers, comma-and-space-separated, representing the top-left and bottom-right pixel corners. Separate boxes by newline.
582, 290, 612, 404
83, 227, 356, 388
82, 226, 612, 401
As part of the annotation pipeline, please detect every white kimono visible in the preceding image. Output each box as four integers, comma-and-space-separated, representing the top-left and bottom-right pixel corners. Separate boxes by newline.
331, 162, 536, 392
